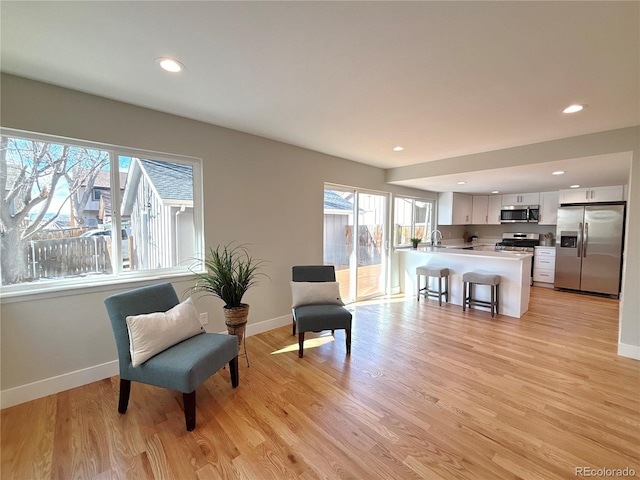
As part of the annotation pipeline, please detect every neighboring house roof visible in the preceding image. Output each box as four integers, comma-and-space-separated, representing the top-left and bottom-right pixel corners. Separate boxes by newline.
120, 158, 194, 215
86, 170, 127, 189
139, 159, 193, 201
324, 190, 353, 211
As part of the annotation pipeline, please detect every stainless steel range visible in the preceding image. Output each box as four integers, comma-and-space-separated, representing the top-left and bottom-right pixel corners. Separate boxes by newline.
495, 232, 540, 253
495, 233, 540, 284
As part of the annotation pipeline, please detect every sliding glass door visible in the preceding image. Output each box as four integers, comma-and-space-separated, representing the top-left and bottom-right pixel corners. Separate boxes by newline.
356, 192, 387, 299
323, 186, 388, 302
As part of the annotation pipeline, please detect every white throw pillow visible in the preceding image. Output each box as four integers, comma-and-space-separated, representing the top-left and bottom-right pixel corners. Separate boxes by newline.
126, 297, 204, 367
290, 281, 345, 308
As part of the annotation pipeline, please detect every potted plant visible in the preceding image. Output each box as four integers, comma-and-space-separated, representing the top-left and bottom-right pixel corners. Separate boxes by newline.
190, 243, 266, 348
410, 237, 422, 249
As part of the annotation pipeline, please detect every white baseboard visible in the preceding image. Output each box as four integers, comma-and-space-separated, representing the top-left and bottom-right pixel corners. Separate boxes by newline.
1, 314, 293, 410
246, 314, 291, 337
1, 360, 119, 409
618, 342, 640, 360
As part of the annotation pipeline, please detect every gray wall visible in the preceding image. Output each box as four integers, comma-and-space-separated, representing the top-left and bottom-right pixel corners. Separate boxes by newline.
0, 74, 430, 392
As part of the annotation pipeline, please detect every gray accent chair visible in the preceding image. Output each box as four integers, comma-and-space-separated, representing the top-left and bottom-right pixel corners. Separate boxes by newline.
104, 282, 239, 431
291, 265, 352, 358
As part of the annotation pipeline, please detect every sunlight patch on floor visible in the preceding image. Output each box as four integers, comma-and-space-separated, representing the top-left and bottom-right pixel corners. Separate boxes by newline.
352, 294, 409, 307
271, 335, 335, 355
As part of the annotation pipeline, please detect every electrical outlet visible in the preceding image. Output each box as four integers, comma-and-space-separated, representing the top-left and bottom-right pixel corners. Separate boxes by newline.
199, 312, 208, 325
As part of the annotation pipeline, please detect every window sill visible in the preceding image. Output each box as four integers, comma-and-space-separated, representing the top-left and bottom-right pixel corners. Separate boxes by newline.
0, 271, 199, 304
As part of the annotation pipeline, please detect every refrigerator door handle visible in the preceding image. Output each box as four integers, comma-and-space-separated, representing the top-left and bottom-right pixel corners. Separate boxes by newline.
583, 222, 589, 258
577, 223, 583, 258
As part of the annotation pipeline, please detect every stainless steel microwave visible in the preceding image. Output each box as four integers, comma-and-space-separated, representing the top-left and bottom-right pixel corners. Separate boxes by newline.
500, 205, 539, 223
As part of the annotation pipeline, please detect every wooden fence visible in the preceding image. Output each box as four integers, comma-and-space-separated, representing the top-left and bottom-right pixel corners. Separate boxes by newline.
27, 237, 113, 280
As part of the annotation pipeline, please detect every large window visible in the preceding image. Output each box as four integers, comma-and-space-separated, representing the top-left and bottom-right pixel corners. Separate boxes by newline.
394, 196, 435, 246
0, 129, 203, 295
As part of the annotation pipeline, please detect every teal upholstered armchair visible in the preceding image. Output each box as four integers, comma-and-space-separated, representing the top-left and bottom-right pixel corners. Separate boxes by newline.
291, 265, 352, 358
104, 282, 239, 431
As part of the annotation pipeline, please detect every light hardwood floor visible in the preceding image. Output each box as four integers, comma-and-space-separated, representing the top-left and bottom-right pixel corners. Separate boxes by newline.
2, 287, 639, 479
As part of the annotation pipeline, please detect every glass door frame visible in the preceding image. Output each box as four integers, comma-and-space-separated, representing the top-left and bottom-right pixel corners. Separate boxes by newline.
324, 183, 391, 303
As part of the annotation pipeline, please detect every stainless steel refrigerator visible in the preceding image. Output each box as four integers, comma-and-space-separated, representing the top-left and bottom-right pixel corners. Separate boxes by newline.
555, 203, 625, 297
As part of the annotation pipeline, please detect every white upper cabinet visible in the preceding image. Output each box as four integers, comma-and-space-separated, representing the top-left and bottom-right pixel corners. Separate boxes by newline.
559, 185, 624, 204
560, 187, 588, 204
438, 192, 472, 225
539, 191, 560, 225
471, 195, 501, 225
471, 196, 488, 224
487, 195, 502, 225
501, 192, 540, 206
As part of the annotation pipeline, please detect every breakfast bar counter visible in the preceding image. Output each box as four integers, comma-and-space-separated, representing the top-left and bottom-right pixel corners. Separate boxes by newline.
398, 247, 532, 318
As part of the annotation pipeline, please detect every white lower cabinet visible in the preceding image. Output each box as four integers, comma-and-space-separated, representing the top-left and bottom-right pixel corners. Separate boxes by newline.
533, 246, 556, 286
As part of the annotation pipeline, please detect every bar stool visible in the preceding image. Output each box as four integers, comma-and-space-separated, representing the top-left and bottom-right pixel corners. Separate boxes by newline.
416, 266, 450, 306
462, 272, 500, 317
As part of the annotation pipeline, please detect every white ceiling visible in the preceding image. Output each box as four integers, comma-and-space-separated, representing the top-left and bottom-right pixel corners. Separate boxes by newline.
390, 152, 634, 195
1, 1, 638, 193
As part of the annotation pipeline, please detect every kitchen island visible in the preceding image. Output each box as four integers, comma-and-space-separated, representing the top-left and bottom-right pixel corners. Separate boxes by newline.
399, 247, 532, 318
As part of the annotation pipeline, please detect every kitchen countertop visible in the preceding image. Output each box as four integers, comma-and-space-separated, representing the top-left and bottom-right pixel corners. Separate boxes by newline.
398, 245, 532, 259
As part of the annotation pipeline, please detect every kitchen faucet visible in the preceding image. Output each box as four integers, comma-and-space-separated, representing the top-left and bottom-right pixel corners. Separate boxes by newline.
430, 229, 443, 246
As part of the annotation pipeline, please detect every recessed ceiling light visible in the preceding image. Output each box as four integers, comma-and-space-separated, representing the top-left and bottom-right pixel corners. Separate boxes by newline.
457, 181, 467, 185
156, 57, 184, 73
492, 190, 500, 194
393, 146, 404, 152
570, 184, 581, 189
563, 104, 586, 114
552, 170, 565, 175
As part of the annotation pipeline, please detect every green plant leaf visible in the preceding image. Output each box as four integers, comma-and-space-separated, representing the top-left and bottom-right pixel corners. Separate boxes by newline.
188, 242, 267, 307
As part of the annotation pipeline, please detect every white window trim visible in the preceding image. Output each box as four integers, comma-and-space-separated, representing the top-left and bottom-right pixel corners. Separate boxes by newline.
393, 194, 436, 247
0, 128, 205, 301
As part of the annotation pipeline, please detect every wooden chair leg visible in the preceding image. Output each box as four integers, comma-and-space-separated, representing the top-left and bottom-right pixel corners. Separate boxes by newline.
229, 356, 239, 387
346, 329, 351, 355
184, 391, 196, 431
292, 317, 296, 336
445, 275, 450, 303
491, 285, 495, 317
462, 282, 467, 311
438, 277, 443, 306
118, 379, 131, 414
298, 332, 305, 358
